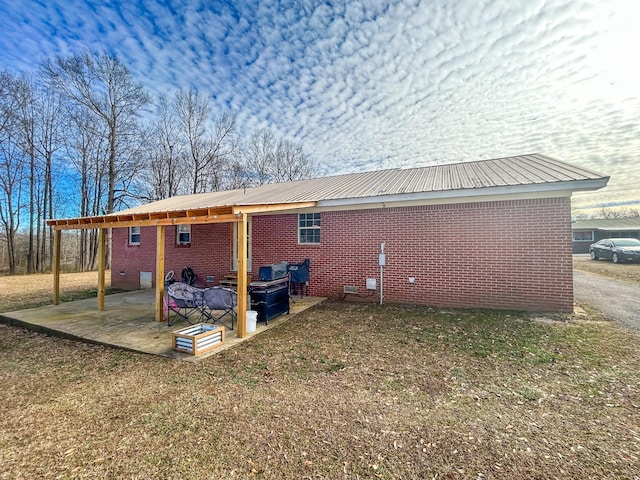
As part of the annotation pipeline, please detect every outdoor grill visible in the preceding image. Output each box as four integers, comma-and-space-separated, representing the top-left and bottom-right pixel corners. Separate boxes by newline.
249, 276, 290, 325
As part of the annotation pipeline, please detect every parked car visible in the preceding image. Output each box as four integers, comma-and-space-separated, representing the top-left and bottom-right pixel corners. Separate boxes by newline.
589, 238, 640, 263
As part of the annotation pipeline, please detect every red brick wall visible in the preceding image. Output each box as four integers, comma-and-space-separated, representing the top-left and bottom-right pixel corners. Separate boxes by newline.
111, 223, 233, 289
112, 197, 574, 312
252, 197, 574, 312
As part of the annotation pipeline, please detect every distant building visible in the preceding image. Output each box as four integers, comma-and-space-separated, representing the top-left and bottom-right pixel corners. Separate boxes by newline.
572, 218, 640, 253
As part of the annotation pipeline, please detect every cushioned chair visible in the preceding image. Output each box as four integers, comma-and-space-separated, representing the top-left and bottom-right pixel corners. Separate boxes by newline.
167, 282, 204, 326
201, 287, 237, 330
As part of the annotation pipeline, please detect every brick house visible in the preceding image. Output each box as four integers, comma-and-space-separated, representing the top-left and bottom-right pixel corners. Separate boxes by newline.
100, 153, 607, 315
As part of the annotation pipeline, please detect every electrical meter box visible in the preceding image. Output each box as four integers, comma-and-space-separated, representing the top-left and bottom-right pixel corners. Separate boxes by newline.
378, 253, 386, 266
366, 278, 377, 290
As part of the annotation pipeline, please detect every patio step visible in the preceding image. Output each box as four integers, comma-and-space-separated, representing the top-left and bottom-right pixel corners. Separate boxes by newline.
218, 274, 252, 290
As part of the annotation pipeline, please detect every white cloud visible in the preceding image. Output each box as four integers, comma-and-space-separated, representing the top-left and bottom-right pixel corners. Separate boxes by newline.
0, 0, 638, 214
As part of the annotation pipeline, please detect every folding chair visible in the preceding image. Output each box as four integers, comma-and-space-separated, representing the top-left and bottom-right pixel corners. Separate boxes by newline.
201, 287, 237, 330
167, 282, 205, 326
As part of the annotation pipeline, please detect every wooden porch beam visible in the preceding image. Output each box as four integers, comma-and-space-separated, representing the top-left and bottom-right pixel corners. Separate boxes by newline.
233, 202, 316, 214
45, 202, 317, 229
47, 213, 241, 230
53, 229, 61, 305
236, 213, 248, 338
97, 228, 106, 310
155, 225, 166, 323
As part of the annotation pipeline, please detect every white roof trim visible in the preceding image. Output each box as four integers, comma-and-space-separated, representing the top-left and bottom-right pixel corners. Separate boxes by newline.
596, 227, 640, 231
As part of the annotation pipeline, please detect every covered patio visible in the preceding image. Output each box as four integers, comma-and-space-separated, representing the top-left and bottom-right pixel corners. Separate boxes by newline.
1, 289, 325, 361
45, 200, 317, 343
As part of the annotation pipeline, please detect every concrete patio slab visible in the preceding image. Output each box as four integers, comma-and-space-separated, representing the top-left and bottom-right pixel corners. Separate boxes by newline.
0, 290, 326, 361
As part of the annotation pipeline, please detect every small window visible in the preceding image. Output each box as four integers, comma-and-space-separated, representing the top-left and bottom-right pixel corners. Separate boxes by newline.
572, 231, 593, 242
129, 226, 141, 245
177, 225, 191, 245
299, 213, 320, 244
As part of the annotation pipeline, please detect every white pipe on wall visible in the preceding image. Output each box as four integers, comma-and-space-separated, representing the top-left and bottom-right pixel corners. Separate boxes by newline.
379, 242, 385, 305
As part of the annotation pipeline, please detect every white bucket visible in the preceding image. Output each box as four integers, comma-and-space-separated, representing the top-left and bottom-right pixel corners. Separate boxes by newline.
246, 310, 258, 333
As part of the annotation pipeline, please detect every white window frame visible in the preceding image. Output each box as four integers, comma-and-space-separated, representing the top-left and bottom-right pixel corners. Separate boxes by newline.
298, 213, 320, 244
129, 226, 141, 245
176, 224, 191, 245
232, 218, 252, 272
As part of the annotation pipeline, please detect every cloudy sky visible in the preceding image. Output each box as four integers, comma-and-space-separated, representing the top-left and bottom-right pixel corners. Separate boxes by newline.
1, 0, 638, 215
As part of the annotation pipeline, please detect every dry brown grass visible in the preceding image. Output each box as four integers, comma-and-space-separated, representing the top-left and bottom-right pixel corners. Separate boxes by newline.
573, 255, 640, 284
0, 271, 112, 312
1, 284, 640, 478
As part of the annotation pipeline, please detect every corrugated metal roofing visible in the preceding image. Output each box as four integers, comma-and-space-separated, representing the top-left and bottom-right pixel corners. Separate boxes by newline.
112, 153, 608, 216
572, 218, 640, 230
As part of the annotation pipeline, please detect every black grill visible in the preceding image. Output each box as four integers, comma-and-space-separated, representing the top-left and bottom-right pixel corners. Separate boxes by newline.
249, 277, 290, 324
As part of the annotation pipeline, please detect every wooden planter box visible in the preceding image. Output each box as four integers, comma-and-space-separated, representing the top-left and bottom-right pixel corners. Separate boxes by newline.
172, 324, 225, 356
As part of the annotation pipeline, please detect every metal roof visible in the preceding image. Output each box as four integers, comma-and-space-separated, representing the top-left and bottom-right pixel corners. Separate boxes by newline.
115, 153, 608, 216
48, 153, 609, 229
572, 218, 640, 230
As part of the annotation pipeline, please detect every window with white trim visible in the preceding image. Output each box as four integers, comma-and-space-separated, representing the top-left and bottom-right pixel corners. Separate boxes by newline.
129, 226, 141, 245
572, 231, 594, 242
176, 225, 191, 245
299, 213, 320, 244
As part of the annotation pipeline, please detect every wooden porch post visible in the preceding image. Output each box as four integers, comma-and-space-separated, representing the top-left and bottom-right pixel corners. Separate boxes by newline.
237, 213, 248, 338
97, 228, 106, 310
53, 229, 61, 305
155, 225, 166, 323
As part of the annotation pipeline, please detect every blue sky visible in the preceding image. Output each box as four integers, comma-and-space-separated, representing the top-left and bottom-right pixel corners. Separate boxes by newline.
1, 0, 638, 215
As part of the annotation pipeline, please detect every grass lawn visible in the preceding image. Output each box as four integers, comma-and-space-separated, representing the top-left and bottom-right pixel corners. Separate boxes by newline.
573, 255, 640, 284
1, 270, 639, 478
0, 270, 115, 313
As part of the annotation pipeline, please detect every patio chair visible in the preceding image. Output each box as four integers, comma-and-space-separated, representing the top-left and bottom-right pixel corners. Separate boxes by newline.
201, 286, 237, 330
167, 282, 205, 326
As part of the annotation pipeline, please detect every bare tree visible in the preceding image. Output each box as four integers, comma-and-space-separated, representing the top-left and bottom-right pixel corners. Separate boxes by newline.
242, 129, 316, 185
208, 111, 239, 191
0, 71, 25, 274
174, 88, 238, 193
244, 129, 275, 186
65, 108, 109, 270
44, 51, 150, 265
34, 80, 64, 271
597, 207, 640, 219
174, 88, 212, 194
143, 95, 185, 200
272, 139, 315, 183
12, 75, 62, 272
224, 150, 251, 190
13, 75, 39, 273
44, 51, 150, 212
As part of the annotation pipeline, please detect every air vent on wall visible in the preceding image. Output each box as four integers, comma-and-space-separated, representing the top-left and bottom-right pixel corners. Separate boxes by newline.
343, 285, 357, 294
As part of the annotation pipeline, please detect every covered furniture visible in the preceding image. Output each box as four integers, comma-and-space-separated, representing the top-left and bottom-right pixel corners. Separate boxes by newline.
288, 259, 310, 297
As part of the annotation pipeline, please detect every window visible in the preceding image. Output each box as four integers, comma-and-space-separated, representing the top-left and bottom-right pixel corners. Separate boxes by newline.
129, 226, 141, 245
299, 213, 320, 244
176, 225, 191, 245
572, 231, 594, 242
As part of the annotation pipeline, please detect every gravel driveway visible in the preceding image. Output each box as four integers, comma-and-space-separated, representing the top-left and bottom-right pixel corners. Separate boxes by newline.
574, 269, 640, 331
